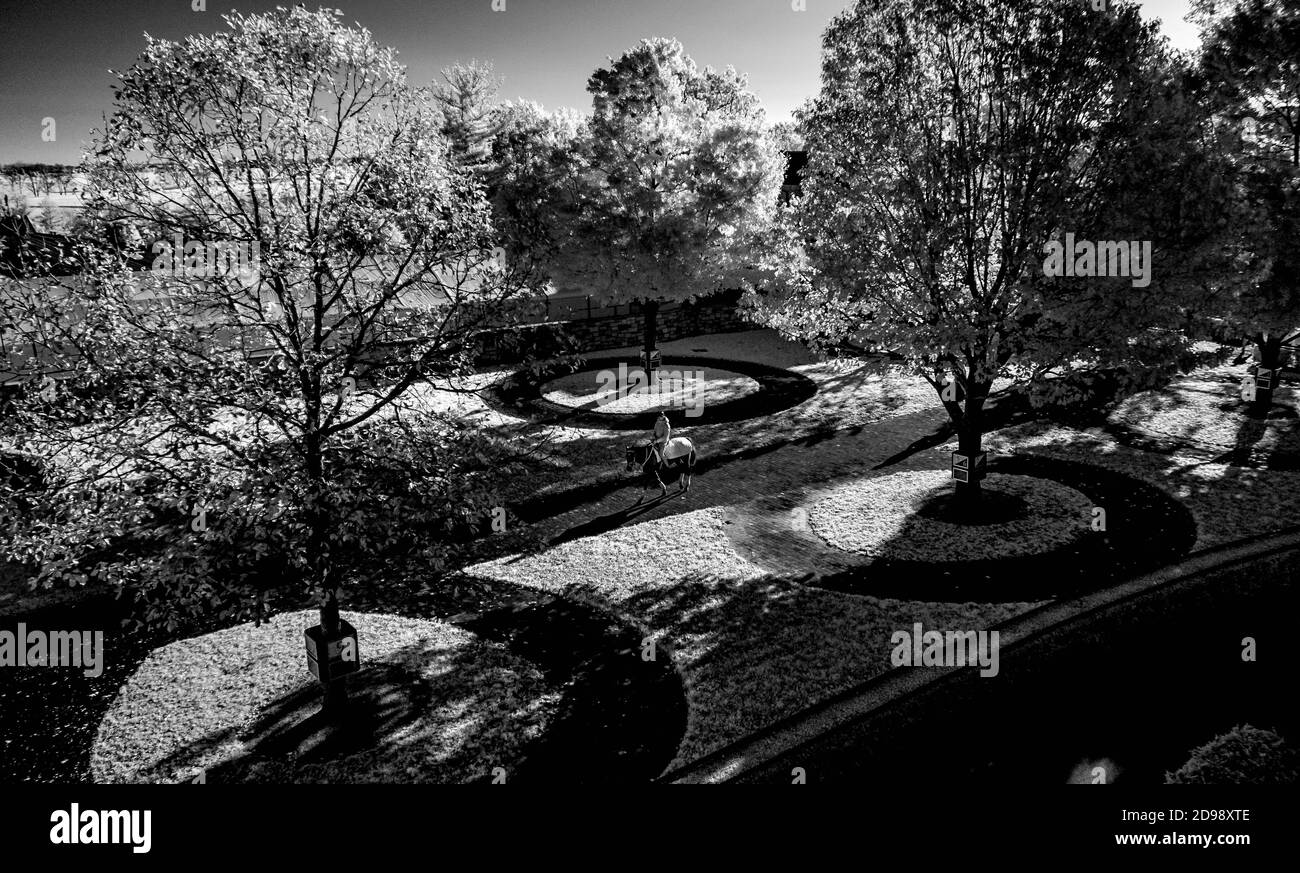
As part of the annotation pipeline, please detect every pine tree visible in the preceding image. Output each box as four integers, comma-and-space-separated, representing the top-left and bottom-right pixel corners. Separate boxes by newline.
432, 60, 505, 176
38, 196, 57, 233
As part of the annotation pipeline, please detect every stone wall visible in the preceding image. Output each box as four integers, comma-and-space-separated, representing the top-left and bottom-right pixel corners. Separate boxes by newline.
474, 292, 755, 366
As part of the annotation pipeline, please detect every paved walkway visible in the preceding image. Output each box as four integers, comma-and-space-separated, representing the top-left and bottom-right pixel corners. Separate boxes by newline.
518, 406, 951, 550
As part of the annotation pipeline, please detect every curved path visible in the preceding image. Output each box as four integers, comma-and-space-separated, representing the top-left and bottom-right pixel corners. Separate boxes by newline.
664, 525, 1300, 784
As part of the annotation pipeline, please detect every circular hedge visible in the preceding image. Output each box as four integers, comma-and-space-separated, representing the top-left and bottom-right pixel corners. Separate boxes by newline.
541, 365, 761, 415
484, 354, 817, 430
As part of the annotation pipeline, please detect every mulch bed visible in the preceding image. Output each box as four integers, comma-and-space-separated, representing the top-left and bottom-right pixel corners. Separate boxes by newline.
807, 470, 1093, 561
0, 569, 688, 784
726, 453, 1197, 602
91, 610, 562, 784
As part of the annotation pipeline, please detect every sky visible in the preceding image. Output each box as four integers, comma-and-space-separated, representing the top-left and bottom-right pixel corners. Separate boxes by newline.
0, 0, 1201, 164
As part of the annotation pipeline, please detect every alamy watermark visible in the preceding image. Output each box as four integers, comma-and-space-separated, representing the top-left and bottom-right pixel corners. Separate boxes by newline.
1043, 233, 1152, 288
0, 624, 104, 677
151, 233, 261, 281
50, 804, 151, 853
594, 363, 705, 417
890, 622, 999, 678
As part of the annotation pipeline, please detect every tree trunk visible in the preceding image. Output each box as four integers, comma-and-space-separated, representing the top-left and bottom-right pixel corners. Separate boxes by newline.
1249, 334, 1284, 418
947, 374, 988, 517
306, 429, 347, 715
955, 401, 985, 513
643, 298, 659, 373
319, 588, 347, 713
933, 372, 989, 517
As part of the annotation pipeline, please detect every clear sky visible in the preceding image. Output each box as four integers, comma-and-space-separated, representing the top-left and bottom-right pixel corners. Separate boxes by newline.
0, 0, 1201, 164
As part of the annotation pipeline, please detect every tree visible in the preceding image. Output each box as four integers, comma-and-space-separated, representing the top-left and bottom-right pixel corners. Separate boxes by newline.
488, 100, 586, 286
546, 38, 784, 370
747, 0, 1228, 509
768, 120, 805, 153
37, 197, 57, 233
432, 60, 506, 176
0, 7, 534, 711
1194, 0, 1300, 415
4, 193, 29, 218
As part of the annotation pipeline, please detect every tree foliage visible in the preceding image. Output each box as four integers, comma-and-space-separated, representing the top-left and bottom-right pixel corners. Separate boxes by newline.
1166, 724, 1300, 784
746, 0, 1230, 495
0, 7, 534, 631
432, 60, 507, 176
1194, 0, 1300, 378
539, 38, 784, 348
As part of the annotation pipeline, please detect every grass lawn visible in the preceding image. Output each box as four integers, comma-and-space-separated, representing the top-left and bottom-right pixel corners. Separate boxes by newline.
459, 354, 1300, 773
465, 502, 1036, 770
66, 339, 1300, 781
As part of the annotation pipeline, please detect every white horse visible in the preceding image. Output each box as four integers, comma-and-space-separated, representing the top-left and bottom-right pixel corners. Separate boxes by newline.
625, 437, 697, 504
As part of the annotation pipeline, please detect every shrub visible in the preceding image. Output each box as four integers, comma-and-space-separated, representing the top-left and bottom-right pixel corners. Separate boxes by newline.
1166, 725, 1300, 784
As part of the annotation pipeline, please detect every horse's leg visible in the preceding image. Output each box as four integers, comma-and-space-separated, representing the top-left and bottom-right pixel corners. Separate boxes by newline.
656, 468, 667, 497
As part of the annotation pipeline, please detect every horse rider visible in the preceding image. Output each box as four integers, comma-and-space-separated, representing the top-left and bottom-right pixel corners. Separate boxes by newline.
651, 411, 671, 463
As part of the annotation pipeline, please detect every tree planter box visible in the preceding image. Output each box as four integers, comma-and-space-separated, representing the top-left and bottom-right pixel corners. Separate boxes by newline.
951, 451, 987, 483
304, 620, 360, 683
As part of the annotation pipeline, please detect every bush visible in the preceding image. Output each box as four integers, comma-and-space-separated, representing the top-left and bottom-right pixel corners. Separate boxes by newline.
1166, 725, 1300, 785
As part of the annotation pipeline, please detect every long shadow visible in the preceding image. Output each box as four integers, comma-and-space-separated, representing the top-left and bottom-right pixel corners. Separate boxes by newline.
1, 562, 690, 784
347, 573, 688, 784
533, 489, 685, 552
516, 386, 1044, 552
508, 383, 1046, 533
509, 424, 843, 526
802, 454, 1198, 602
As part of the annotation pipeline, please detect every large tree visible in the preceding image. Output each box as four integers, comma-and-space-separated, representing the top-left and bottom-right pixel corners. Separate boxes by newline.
1195, 0, 1300, 415
432, 60, 507, 176
488, 100, 585, 290
0, 7, 534, 707
545, 38, 784, 370
747, 0, 1229, 507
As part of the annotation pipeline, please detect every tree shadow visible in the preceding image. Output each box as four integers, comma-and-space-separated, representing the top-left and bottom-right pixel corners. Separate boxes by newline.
536, 488, 685, 552
117, 637, 570, 784
345, 572, 689, 784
